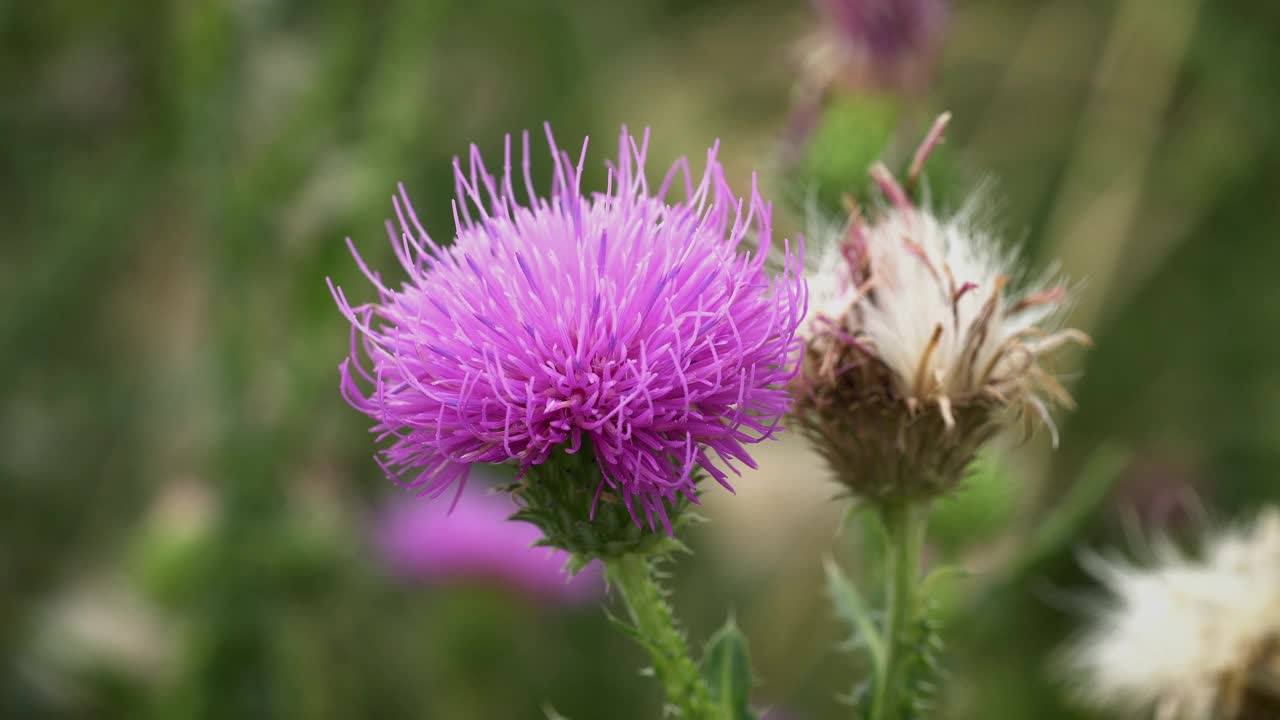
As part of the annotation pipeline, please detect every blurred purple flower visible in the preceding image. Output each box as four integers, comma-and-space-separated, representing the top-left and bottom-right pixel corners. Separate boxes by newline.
330, 126, 805, 532
817, 0, 946, 64
373, 484, 605, 605
805, 0, 948, 92
1114, 455, 1204, 533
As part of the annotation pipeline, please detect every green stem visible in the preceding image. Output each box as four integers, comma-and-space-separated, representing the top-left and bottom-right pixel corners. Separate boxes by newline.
870, 501, 930, 720
605, 554, 711, 719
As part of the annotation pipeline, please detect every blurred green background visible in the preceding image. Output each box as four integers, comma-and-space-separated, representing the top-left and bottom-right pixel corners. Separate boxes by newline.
4, 0, 1279, 718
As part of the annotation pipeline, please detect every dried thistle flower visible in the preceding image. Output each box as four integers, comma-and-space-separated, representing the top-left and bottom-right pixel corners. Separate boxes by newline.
1064, 509, 1280, 720
792, 115, 1088, 501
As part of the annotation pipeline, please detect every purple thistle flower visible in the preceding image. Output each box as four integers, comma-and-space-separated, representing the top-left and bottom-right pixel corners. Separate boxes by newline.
804, 0, 948, 93
817, 0, 945, 63
373, 483, 605, 605
330, 126, 806, 534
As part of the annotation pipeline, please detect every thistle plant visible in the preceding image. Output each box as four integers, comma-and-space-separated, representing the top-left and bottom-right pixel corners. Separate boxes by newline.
785, 0, 953, 229
792, 114, 1088, 719
802, 0, 949, 95
331, 126, 805, 718
1062, 509, 1280, 720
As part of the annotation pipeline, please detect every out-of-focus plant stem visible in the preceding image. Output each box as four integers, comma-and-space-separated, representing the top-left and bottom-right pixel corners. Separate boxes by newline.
869, 501, 929, 720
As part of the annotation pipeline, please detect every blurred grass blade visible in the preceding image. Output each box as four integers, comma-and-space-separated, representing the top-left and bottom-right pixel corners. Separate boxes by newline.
1008, 443, 1130, 583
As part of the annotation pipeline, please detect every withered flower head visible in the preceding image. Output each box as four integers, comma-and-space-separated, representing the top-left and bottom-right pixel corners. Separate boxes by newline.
793, 114, 1088, 502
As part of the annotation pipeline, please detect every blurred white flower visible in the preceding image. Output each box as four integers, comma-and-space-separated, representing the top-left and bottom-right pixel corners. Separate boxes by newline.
1064, 509, 1280, 720
23, 576, 177, 707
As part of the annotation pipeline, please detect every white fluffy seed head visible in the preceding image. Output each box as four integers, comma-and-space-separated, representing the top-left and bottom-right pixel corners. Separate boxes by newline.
1064, 510, 1280, 720
792, 117, 1088, 502
803, 193, 1084, 421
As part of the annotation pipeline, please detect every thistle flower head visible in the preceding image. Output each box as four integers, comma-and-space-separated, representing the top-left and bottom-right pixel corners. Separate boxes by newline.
804, 0, 948, 93
331, 126, 805, 539
1064, 509, 1280, 720
793, 115, 1087, 501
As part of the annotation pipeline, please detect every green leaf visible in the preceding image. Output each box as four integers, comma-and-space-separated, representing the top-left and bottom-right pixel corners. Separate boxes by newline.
702, 616, 757, 720
602, 607, 650, 649
929, 450, 1018, 552
795, 96, 902, 215
920, 564, 970, 596
823, 557, 886, 680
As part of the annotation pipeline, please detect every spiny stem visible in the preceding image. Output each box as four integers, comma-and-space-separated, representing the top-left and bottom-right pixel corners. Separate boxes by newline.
606, 553, 712, 718
869, 501, 930, 720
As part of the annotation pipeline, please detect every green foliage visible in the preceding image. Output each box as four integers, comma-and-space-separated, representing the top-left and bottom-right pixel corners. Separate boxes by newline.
790, 96, 962, 221
793, 95, 902, 216
824, 556, 885, 690
702, 616, 758, 720
605, 555, 765, 720
929, 452, 1018, 555
829, 503, 955, 720
824, 556, 880, 716
129, 522, 217, 610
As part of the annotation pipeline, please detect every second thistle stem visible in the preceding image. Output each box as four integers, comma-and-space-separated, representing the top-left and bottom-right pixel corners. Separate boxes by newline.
870, 501, 931, 720
606, 553, 712, 719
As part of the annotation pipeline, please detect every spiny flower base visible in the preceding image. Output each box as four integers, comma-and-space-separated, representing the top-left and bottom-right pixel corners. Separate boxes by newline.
507, 448, 692, 569
795, 348, 998, 502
